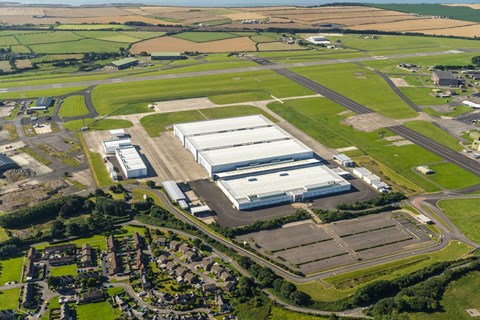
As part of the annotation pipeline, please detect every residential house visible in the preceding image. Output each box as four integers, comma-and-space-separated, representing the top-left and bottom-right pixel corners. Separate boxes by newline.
184, 250, 198, 262
211, 264, 224, 276
184, 272, 197, 284
77, 289, 104, 304
108, 252, 121, 276
169, 240, 181, 252
60, 302, 70, 320
222, 282, 235, 293
0, 310, 15, 320
80, 243, 93, 267
202, 283, 216, 292
114, 295, 128, 311
200, 258, 213, 271
107, 235, 118, 253
22, 283, 35, 308
133, 232, 143, 250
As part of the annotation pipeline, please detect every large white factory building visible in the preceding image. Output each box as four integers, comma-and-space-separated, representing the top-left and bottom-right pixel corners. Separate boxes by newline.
174, 115, 350, 210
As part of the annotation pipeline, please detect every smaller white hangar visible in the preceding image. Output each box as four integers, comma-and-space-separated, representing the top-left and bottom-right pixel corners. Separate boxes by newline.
115, 146, 147, 179
174, 115, 351, 210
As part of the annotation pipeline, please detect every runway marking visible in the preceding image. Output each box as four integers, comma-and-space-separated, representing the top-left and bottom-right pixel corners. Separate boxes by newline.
52, 84, 62, 88
0, 89, 7, 93
112, 79, 122, 83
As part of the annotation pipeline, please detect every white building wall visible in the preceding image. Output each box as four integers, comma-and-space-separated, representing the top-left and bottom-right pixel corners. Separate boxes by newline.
173, 125, 185, 146
184, 139, 199, 160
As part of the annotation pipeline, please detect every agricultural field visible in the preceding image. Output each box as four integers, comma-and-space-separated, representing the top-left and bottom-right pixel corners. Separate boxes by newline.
131, 35, 256, 54
371, 3, 480, 23
58, 95, 89, 118
140, 105, 275, 137
172, 31, 239, 42
438, 198, 480, 243
55, 24, 134, 30
91, 70, 313, 115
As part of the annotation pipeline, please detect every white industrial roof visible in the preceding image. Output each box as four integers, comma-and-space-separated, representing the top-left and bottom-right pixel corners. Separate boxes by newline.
162, 181, 186, 202
200, 139, 312, 167
215, 159, 321, 179
187, 126, 291, 151
175, 115, 271, 137
190, 205, 211, 214
110, 129, 125, 135
218, 164, 350, 202
115, 146, 147, 171
103, 138, 131, 149
334, 154, 352, 162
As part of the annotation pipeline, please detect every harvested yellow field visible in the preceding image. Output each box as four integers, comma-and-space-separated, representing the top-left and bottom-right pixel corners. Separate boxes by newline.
418, 24, 480, 37
220, 12, 267, 21
293, 11, 415, 23
43, 7, 130, 17
74, 15, 178, 25
257, 42, 305, 51
131, 36, 256, 53
261, 7, 382, 15
145, 10, 212, 21
139, 6, 204, 13
350, 18, 473, 32
15, 59, 33, 69
319, 15, 422, 27
445, 4, 480, 9
0, 7, 44, 16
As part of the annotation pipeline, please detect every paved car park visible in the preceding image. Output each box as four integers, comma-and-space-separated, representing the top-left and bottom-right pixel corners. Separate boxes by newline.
237, 212, 434, 275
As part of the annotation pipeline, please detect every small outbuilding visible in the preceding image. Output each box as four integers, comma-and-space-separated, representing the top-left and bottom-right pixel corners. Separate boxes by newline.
416, 166, 434, 175
151, 52, 186, 60
31, 97, 53, 110
333, 154, 354, 167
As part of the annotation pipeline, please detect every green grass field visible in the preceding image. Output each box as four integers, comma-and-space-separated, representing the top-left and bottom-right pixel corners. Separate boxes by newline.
119, 31, 166, 39
29, 39, 125, 54
297, 241, 472, 303
59, 95, 89, 118
403, 121, 462, 151
56, 24, 134, 30
73, 31, 141, 43
0, 86, 88, 100
16, 31, 84, 45
267, 97, 444, 192
91, 70, 313, 115
89, 151, 112, 187
409, 271, 480, 320
438, 198, 480, 243
172, 31, 238, 42
0, 228, 9, 242
427, 163, 480, 190
269, 306, 328, 319
371, 3, 480, 23
291, 63, 418, 119
423, 105, 472, 118
0, 257, 23, 285
64, 118, 132, 132
76, 301, 120, 320
50, 264, 77, 277
0, 288, 20, 309
399, 87, 450, 106
140, 105, 275, 137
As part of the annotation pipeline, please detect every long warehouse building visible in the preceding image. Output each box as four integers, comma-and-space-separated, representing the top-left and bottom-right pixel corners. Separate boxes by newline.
174, 115, 351, 210
115, 146, 147, 179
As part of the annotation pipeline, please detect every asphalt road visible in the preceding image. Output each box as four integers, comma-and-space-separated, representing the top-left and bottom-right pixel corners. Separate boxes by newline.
0, 49, 475, 94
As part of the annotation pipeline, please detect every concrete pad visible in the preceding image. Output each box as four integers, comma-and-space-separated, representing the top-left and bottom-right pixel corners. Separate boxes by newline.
384, 135, 404, 141
390, 78, 410, 87
0, 106, 14, 117
343, 114, 399, 132
71, 169, 93, 188
336, 146, 358, 153
0, 130, 10, 140
9, 153, 52, 175
34, 124, 53, 134
466, 309, 480, 317
391, 140, 414, 146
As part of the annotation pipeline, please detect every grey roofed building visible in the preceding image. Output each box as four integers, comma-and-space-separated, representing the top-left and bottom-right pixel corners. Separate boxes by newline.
0, 309, 15, 320
35, 96, 53, 108
109, 57, 139, 70
151, 52, 186, 60
432, 70, 459, 86
0, 154, 18, 173
162, 181, 186, 203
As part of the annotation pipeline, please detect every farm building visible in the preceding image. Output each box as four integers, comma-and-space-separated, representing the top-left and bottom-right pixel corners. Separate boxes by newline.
31, 96, 53, 110
0, 153, 18, 173
151, 52, 186, 60
103, 138, 132, 154
431, 70, 459, 86
115, 146, 147, 179
333, 154, 354, 167
175, 115, 351, 210
108, 57, 139, 70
